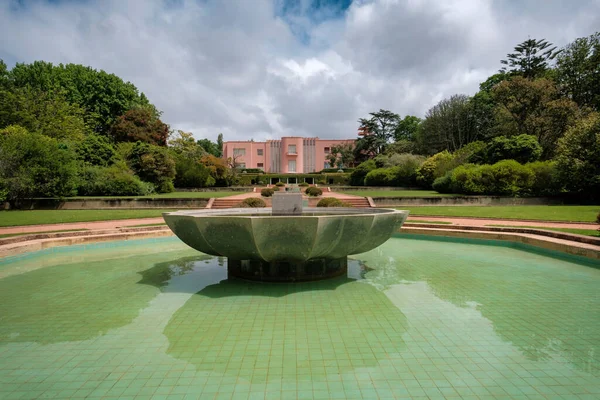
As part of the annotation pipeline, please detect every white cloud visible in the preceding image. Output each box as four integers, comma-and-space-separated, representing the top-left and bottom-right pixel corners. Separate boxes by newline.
1, 0, 599, 142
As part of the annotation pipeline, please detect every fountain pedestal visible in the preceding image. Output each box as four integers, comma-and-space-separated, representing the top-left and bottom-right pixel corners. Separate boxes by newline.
227, 257, 347, 282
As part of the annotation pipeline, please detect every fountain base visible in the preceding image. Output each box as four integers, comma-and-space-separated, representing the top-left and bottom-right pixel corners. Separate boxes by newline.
227, 257, 348, 282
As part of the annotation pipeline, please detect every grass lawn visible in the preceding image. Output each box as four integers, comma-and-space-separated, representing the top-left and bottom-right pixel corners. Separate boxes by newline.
67, 191, 239, 199
487, 225, 600, 237
0, 209, 175, 227
401, 205, 599, 222
340, 190, 455, 197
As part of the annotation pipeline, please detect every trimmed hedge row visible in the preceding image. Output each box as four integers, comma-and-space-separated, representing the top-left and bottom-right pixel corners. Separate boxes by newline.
432, 160, 562, 196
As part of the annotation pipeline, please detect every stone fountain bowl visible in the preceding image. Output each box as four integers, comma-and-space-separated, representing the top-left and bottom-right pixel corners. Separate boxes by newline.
163, 207, 409, 262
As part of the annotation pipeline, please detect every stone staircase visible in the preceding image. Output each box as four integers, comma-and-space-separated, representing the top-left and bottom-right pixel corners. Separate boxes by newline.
210, 197, 245, 209
339, 197, 372, 208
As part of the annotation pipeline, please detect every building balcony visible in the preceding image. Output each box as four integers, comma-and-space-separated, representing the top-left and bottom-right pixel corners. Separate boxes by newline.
286, 152, 298, 156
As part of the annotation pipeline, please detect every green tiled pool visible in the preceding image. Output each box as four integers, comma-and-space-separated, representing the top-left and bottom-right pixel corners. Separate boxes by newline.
0, 235, 599, 399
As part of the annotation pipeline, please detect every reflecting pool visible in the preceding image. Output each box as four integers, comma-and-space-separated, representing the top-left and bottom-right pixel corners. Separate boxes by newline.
0, 236, 598, 399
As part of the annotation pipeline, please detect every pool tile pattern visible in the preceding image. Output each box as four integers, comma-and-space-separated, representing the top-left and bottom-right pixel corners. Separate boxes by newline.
0, 236, 598, 399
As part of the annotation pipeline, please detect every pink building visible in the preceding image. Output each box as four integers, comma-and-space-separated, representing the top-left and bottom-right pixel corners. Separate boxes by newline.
222, 137, 356, 173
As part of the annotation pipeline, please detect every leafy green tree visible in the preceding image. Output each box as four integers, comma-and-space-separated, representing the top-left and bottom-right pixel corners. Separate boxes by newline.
470, 73, 509, 140
417, 94, 478, 154
111, 108, 170, 146
197, 138, 221, 157
350, 159, 377, 186
416, 151, 454, 188
492, 77, 581, 158
0, 86, 87, 141
556, 32, 600, 111
482, 134, 542, 164
0, 127, 78, 202
555, 112, 600, 197
126, 142, 176, 192
6, 61, 152, 133
354, 109, 400, 158
75, 133, 116, 167
500, 38, 561, 78
393, 115, 421, 142
326, 143, 355, 169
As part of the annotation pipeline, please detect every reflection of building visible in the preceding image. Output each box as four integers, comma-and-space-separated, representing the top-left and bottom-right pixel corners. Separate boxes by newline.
222, 137, 355, 173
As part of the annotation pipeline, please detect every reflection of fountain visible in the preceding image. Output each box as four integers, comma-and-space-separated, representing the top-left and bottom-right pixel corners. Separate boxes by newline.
164, 193, 408, 282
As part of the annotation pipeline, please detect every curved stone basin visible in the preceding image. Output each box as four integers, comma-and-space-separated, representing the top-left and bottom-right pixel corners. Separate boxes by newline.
163, 207, 408, 281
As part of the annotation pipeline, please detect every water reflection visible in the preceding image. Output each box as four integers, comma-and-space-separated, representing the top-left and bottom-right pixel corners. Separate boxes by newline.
358, 237, 600, 376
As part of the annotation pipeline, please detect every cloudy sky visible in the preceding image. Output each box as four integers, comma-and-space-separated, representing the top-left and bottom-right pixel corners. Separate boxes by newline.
1, 0, 599, 142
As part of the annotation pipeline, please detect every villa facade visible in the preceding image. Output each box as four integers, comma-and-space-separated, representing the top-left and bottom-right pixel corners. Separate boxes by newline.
222, 137, 355, 173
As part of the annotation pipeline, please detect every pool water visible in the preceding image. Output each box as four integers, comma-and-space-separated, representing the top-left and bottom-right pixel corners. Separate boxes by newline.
0, 236, 598, 399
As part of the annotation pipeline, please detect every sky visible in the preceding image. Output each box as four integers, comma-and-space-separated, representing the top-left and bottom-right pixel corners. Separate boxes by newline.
1, 0, 599, 142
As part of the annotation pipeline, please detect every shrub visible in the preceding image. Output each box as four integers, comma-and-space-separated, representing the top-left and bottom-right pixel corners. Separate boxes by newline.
316, 198, 352, 207
416, 151, 454, 188
526, 161, 562, 196
364, 168, 393, 186
350, 159, 376, 186
261, 188, 275, 197
174, 157, 212, 188
275, 181, 285, 187
75, 133, 116, 167
237, 197, 266, 208
450, 164, 487, 195
432, 173, 453, 193
0, 129, 79, 201
298, 182, 309, 187
305, 187, 323, 197
78, 164, 153, 196
489, 159, 534, 196
555, 113, 600, 198
484, 134, 542, 164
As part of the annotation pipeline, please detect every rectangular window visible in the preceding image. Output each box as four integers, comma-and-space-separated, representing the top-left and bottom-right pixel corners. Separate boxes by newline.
324, 147, 330, 154
233, 148, 246, 156
257, 163, 264, 168
238, 163, 246, 169
288, 144, 296, 154
288, 160, 296, 172
257, 149, 263, 156
324, 162, 330, 169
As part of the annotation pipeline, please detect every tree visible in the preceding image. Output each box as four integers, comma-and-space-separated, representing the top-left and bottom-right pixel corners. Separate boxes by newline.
197, 138, 221, 157
393, 115, 421, 142
500, 38, 561, 79
170, 130, 204, 158
492, 77, 581, 157
469, 73, 509, 140
556, 32, 600, 111
555, 112, 600, 198
126, 142, 176, 192
483, 134, 542, 164
6, 61, 152, 133
200, 154, 230, 186
326, 143, 355, 169
110, 108, 170, 146
354, 110, 400, 159
0, 86, 88, 141
216, 133, 224, 157
0, 127, 78, 202
417, 95, 478, 154
75, 133, 116, 167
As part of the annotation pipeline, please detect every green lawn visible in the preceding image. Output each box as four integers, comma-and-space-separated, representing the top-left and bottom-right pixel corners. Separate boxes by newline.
401, 205, 599, 222
0, 209, 175, 227
487, 225, 600, 237
341, 190, 455, 197
67, 191, 239, 199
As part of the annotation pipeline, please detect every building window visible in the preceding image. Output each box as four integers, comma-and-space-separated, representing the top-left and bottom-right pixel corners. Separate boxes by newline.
257, 163, 264, 168
324, 147, 330, 154
257, 149, 263, 156
324, 162, 330, 169
237, 163, 246, 169
288, 160, 296, 172
233, 148, 246, 156
288, 144, 296, 154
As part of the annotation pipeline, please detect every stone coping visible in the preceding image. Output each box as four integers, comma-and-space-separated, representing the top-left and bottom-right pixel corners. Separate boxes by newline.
164, 207, 405, 218
0, 223, 598, 261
